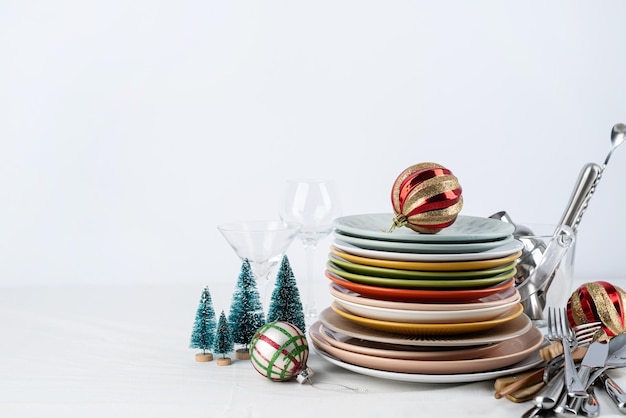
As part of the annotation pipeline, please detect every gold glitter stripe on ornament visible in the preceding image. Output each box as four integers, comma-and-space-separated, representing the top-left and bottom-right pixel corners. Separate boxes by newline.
569, 285, 596, 327
402, 175, 460, 204
406, 198, 464, 226
588, 282, 626, 336
390, 162, 444, 212
400, 176, 461, 214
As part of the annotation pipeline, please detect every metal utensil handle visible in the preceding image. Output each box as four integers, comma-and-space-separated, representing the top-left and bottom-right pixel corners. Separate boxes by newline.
516, 225, 576, 301
558, 163, 602, 231
572, 164, 604, 231
570, 366, 593, 397
600, 372, 626, 414
534, 369, 565, 409
579, 387, 600, 418
554, 390, 582, 418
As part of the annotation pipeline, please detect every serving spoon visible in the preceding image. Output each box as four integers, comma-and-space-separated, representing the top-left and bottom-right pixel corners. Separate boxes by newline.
568, 122, 625, 232
605, 123, 626, 166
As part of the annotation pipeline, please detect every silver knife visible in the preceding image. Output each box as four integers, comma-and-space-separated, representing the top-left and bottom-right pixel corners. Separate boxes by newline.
586, 332, 626, 387
569, 341, 609, 397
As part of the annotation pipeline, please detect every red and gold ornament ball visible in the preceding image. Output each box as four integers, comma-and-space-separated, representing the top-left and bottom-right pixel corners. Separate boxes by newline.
567, 281, 626, 339
390, 162, 463, 234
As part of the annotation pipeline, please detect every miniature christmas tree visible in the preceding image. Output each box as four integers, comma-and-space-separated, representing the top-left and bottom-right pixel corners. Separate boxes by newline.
214, 310, 234, 366
228, 258, 266, 359
189, 286, 217, 362
267, 255, 306, 333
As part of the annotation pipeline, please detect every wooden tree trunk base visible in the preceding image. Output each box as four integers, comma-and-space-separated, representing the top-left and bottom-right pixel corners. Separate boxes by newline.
235, 348, 250, 360
195, 353, 214, 362
216, 357, 232, 366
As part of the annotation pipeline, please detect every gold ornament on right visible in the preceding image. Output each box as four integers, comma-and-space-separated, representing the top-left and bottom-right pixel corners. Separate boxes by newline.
389, 162, 463, 234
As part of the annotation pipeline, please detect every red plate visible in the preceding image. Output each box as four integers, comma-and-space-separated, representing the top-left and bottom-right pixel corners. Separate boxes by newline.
325, 270, 515, 303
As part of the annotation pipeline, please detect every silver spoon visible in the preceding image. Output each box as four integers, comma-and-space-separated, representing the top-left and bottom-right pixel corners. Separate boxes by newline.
570, 122, 626, 231
604, 123, 626, 167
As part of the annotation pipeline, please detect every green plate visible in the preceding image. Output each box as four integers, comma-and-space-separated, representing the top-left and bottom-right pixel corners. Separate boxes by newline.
326, 262, 516, 289
328, 253, 517, 280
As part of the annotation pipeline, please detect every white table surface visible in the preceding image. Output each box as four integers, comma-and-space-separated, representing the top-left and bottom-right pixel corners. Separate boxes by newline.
2, 282, 625, 418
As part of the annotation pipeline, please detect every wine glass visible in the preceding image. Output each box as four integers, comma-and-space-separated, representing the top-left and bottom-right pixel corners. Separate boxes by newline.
217, 221, 301, 313
279, 179, 341, 321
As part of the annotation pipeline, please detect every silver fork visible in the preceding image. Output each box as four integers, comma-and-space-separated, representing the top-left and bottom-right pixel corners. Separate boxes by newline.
543, 320, 602, 382
551, 308, 605, 417
547, 307, 587, 395
535, 319, 601, 410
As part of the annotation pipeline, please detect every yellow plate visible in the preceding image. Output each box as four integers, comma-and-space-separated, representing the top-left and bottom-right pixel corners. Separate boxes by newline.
330, 246, 522, 271
330, 301, 524, 336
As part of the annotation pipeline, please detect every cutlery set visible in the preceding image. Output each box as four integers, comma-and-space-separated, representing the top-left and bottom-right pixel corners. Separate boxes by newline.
498, 307, 626, 417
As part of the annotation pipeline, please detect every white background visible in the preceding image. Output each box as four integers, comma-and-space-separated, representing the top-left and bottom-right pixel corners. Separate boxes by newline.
1, 1, 625, 290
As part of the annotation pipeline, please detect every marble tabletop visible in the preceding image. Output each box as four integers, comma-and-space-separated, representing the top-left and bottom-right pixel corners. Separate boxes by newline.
2, 282, 624, 418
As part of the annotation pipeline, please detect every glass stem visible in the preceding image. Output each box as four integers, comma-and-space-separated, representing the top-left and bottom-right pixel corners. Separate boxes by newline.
303, 241, 318, 319
249, 261, 276, 316
261, 273, 271, 315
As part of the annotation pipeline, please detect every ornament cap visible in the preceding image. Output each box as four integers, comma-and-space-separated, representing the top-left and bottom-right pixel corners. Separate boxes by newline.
296, 367, 314, 384
388, 214, 408, 233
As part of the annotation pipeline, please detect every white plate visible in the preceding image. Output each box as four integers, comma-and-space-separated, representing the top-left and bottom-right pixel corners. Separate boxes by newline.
333, 213, 515, 243
319, 306, 532, 347
331, 294, 521, 324
329, 282, 521, 311
334, 231, 514, 254
312, 343, 545, 383
333, 238, 524, 262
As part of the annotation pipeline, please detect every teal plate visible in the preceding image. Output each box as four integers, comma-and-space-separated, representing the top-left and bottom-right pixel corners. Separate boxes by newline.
333, 231, 514, 254
333, 213, 515, 243
326, 262, 517, 289
328, 253, 517, 280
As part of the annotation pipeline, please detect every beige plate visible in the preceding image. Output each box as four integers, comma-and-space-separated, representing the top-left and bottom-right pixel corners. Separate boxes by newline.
319, 306, 532, 347
309, 323, 544, 375
329, 282, 521, 311
317, 323, 502, 361
331, 302, 524, 336
331, 294, 521, 324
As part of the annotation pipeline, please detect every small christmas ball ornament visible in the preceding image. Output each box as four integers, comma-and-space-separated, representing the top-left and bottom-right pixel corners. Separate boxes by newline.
249, 321, 310, 382
390, 162, 463, 234
567, 281, 626, 339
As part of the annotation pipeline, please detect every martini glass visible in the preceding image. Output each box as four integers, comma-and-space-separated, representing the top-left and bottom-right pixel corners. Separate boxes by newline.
217, 220, 301, 312
279, 179, 341, 321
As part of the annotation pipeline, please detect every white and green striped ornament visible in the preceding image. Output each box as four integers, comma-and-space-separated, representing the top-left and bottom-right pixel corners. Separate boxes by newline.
249, 321, 310, 382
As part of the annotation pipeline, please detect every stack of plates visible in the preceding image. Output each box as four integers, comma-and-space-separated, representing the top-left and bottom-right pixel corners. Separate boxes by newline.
309, 213, 545, 383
